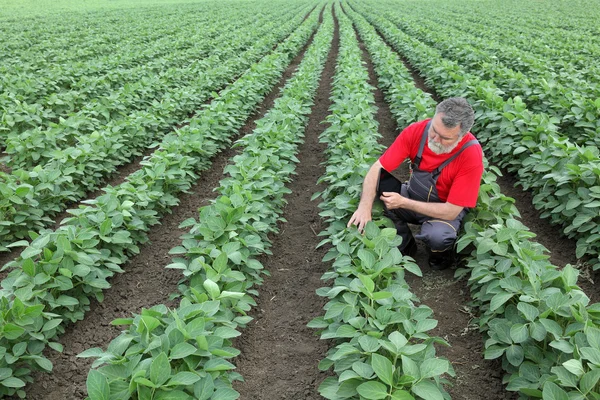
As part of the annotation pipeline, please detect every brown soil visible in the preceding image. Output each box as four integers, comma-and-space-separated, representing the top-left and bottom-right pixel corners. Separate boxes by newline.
232, 7, 337, 400
21, 16, 321, 399
352, 17, 513, 400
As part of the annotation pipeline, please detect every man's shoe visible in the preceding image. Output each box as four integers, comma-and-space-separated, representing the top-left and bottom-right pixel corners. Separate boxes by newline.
428, 248, 454, 270
399, 237, 418, 258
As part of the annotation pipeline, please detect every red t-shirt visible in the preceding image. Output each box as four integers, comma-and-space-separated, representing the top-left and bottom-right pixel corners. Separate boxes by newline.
379, 119, 483, 207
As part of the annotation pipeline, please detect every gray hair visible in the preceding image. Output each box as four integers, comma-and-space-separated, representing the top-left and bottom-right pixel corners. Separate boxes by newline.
435, 97, 474, 136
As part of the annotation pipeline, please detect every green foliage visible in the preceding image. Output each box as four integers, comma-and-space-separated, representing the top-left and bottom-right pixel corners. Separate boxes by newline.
311, 6, 451, 400
76, 7, 334, 399
0, 6, 323, 397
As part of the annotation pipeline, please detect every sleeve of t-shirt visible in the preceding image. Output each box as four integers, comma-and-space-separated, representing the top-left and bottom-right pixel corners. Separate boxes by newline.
379, 123, 419, 171
446, 147, 484, 208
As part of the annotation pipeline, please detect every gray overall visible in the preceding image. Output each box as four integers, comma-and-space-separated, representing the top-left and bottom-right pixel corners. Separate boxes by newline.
384, 121, 480, 253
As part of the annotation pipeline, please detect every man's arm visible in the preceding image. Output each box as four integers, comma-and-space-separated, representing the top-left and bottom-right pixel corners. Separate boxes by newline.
347, 160, 383, 232
380, 192, 463, 220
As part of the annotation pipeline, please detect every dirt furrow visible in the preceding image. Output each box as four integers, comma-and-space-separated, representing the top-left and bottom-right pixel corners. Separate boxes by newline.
22, 18, 323, 400
349, 14, 513, 400
232, 7, 340, 400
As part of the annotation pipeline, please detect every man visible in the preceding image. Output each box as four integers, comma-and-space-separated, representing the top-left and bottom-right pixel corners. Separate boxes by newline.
348, 97, 483, 270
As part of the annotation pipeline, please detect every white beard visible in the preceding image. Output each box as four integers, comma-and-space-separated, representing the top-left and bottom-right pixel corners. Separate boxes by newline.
428, 138, 460, 155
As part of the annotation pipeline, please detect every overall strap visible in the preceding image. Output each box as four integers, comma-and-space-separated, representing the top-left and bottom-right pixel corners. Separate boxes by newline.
432, 140, 480, 178
414, 120, 431, 168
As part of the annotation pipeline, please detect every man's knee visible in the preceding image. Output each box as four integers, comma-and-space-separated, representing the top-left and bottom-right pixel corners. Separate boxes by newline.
418, 220, 458, 251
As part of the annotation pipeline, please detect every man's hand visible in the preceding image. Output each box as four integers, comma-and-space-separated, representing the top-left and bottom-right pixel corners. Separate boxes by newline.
347, 161, 383, 233
380, 191, 406, 210
347, 206, 372, 233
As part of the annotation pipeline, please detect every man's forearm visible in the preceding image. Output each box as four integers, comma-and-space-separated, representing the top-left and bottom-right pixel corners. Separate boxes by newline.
357, 161, 382, 209
397, 197, 462, 220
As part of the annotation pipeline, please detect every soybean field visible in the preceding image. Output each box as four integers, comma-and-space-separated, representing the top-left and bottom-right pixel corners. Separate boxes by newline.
1, 0, 600, 399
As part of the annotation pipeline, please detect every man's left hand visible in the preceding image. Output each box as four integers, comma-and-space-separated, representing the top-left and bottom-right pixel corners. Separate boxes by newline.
380, 192, 405, 210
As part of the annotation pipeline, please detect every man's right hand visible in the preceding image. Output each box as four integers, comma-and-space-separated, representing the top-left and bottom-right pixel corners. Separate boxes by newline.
347, 207, 372, 233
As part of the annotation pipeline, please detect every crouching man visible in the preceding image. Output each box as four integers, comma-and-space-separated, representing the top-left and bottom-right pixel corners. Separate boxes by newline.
348, 97, 483, 270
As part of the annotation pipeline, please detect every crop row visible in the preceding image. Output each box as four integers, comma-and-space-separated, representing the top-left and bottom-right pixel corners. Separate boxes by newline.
76, 7, 334, 399
377, 8, 600, 146
346, 4, 600, 399
1, 4, 305, 166
0, 9, 321, 397
443, 1, 600, 70
349, 0, 600, 272
421, 7, 600, 95
0, 7, 310, 251
0, 2, 310, 150
308, 5, 452, 400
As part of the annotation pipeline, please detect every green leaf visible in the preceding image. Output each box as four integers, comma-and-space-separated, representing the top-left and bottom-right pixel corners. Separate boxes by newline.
212, 387, 239, 400
204, 359, 235, 372
509, 324, 529, 344
359, 274, 375, 293
3, 323, 25, 340
167, 372, 201, 386
86, 370, 110, 400
34, 356, 53, 372
419, 358, 449, 379
150, 352, 171, 386
391, 390, 415, 400
170, 342, 197, 359
371, 353, 394, 386
562, 359, 584, 377
542, 381, 569, 400
359, 335, 380, 353
517, 302, 540, 322
505, 344, 524, 366
1, 377, 26, 388
203, 279, 221, 299
580, 347, 600, 365
154, 390, 191, 400
490, 292, 513, 312
356, 381, 388, 399
411, 380, 443, 400
580, 369, 600, 394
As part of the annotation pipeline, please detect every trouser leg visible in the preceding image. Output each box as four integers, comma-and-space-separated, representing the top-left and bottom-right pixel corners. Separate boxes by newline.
414, 209, 467, 251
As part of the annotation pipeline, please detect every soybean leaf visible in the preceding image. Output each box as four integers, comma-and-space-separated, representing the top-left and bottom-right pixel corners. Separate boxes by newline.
86, 370, 110, 400
411, 380, 443, 400
542, 381, 569, 400
356, 381, 388, 399
371, 353, 394, 386
150, 352, 171, 386
420, 358, 449, 379
212, 387, 240, 400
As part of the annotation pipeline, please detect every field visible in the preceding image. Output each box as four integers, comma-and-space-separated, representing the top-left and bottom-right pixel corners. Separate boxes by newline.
1, 0, 600, 399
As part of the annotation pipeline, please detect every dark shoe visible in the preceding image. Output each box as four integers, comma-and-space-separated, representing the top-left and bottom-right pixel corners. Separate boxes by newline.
428, 248, 454, 270
399, 237, 418, 258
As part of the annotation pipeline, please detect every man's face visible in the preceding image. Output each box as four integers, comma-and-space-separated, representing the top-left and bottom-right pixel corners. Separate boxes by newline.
427, 113, 462, 154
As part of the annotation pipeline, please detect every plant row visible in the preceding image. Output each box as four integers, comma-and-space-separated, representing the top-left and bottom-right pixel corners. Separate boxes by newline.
76, 8, 334, 399
420, 8, 600, 100
308, 6, 452, 400
0, 8, 309, 251
349, 0, 600, 271
377, 8, 599, 146
438, 1, 600, 74
345, 5, 600, 399
2, 5, 305, 168
0, 2, 309, 139
0, 10, 322, 398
